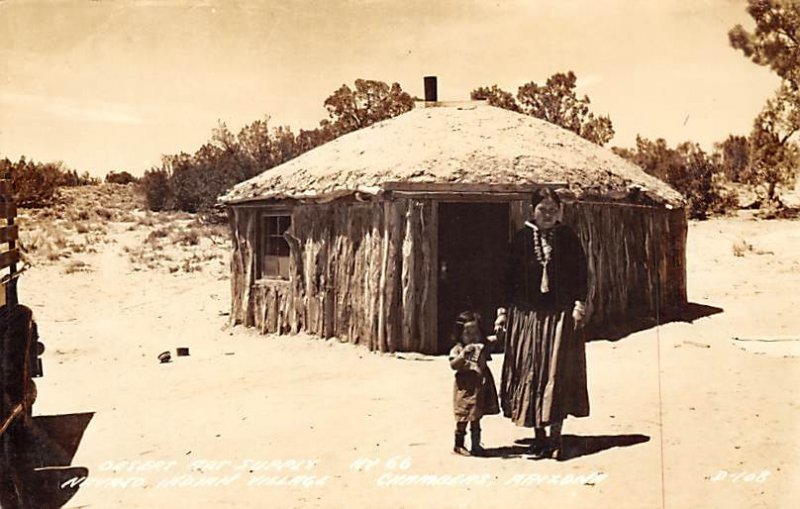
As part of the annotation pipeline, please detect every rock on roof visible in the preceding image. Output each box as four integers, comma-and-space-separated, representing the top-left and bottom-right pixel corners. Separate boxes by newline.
220, 103, 684, 206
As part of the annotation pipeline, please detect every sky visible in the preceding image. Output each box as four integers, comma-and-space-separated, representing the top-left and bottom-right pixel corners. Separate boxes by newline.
0, 0, 780, 177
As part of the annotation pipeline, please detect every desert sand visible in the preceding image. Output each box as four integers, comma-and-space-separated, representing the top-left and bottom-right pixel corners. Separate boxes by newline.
21, 206, 800, 509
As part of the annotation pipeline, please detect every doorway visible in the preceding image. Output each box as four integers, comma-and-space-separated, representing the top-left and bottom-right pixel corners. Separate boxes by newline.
437, 202, 509, 353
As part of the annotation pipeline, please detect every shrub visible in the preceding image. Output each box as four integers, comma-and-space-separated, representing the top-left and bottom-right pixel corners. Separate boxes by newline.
174, 229, 200, 246
95, 207, 114, 220
105, 171, 139, 185
64, 260, 91, 274
140, 167, 174, 211
613, 138, 739, 219
1, 158, 60, 207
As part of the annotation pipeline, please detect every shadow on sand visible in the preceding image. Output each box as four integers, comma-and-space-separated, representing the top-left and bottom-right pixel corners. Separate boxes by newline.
1, 412, 93, 509
477, 433, 650, 461
588, 302, 724, 342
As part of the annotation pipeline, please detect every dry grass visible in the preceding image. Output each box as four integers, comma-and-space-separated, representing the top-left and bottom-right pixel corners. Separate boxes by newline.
64, 259, 92, 274
18, 184, 139, 265
126, 216, 228, 275
17, 183, 229, 277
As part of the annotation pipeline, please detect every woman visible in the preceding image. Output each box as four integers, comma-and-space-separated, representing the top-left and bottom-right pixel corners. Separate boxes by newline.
499, 188, 590, 460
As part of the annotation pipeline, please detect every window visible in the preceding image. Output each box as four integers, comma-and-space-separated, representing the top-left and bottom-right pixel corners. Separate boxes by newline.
259, 214, 291, 279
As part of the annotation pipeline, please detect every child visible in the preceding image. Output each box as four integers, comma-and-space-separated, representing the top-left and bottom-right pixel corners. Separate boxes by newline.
448, 311, 500, 456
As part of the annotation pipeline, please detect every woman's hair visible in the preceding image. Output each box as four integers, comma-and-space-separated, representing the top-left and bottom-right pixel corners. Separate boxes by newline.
450, 310, 485, 345
530, 187, 563, 209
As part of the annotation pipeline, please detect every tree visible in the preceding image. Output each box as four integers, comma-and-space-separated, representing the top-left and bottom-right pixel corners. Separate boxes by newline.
745, 87, 800, 199
730, 0, 800, 202
323, 79, 415, 134
729, 0, 800, 89
1, 156, 65, 207
141, 79, 415, 212
471, 72, 615, 145
140, 164, 174, 211
715, 135, 750, 182
612, 136, 737, 219
105, 171, 138, 185
470, 85, 520, 112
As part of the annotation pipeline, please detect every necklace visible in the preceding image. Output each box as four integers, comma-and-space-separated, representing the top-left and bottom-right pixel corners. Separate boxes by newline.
532, 227, 554, 294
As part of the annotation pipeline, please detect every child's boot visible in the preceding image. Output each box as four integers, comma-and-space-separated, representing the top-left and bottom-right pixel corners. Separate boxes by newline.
453, 428, 470, 456
470, 422, 484, 456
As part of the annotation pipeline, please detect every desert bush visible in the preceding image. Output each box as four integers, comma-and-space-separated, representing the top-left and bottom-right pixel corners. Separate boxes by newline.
0, 157, 99, 207
147, 228, 170, 241
170, 155, 233, 213
1, 157, 61, 207
140, 167, 174, 211
174, 229, 200, 246
64, 260, 91, 274
136, 214, 156, 227
95, 207, 114, 220
613, 138, 740, 219
105, 171, 138, 185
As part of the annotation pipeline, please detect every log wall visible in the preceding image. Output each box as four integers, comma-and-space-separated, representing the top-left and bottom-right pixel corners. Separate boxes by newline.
231, 198, 687, 351
564, 202, 687, 330
229, 198, 439, 353
511, 199, 688, 333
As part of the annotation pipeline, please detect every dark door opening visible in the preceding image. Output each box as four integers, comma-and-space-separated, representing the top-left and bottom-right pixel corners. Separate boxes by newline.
437, 202, 509, 354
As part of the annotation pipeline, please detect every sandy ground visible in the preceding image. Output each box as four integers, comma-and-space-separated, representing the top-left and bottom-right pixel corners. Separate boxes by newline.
24, 214, 800, 509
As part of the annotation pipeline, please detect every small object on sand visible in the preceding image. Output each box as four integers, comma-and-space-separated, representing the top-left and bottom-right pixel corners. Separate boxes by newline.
683, 340, 711, 349
177, 347, 190, 357
158, 351, 172, 363
224, 352, 235, 356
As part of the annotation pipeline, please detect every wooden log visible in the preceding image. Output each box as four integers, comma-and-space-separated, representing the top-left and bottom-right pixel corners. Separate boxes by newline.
368, 204, 384, 350
0, 225, 18, 243
0, 201, 16, 220
285, 228, 305, 334
382, 200, 404, 353
0, 249, 20, 270
401, 201, 419, 351
227, 207, 244, 325
383, 181, 567, 194
421, 201, 437, 354
243, 208, 258, 327
377, 203, 391, 352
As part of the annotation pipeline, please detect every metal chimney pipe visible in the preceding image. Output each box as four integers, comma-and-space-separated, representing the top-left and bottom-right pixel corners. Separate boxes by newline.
424, 76, 438, 102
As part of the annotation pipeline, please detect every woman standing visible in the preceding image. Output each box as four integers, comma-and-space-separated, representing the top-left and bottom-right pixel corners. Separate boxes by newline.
499, 188, 590, 460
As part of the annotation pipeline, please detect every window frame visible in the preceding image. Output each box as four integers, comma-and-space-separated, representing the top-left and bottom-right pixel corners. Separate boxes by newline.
257, 210, 293, 281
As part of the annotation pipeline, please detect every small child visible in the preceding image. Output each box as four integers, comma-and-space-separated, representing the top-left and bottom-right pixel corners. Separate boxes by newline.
448, 311, 500, 456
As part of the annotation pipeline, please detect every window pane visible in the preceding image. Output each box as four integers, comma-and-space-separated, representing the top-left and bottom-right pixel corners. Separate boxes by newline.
278, 216, 291, 233
263, 255, 279, 276
278, 256, 291, 278
276, 238, 290, 257
260, 214, 292, 279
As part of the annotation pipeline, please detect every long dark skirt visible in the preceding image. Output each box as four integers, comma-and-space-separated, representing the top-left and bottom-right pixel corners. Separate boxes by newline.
500, 305, 589, 428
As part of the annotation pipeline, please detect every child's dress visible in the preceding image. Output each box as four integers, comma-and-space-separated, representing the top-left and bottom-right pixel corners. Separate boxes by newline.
449, 342, 500, 422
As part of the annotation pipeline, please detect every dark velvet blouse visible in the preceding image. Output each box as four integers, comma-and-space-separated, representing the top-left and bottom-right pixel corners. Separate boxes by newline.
506, 223, 588, 311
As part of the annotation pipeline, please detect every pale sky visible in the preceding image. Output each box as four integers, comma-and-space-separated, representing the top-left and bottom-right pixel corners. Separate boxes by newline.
0, 0, 779, 176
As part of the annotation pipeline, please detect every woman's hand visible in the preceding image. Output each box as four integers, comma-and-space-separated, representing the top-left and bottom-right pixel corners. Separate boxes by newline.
493, 307, 507, 341
572, 301, 587, 329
